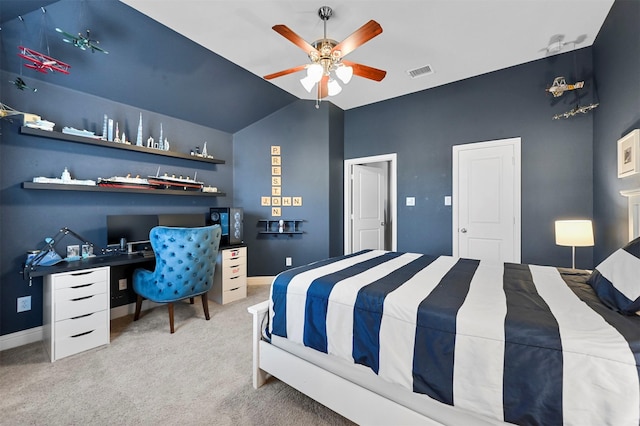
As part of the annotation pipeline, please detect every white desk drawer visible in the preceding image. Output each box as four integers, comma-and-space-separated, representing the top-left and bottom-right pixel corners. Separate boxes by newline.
222, 285, 247, 304
222, 274, 246, 291
54, 310, 108, 359
222, 247, 246, 261
55, 280, 107, 303
52, 268, 109, 289
55, 290, 108, 321
221, 262, 246, 280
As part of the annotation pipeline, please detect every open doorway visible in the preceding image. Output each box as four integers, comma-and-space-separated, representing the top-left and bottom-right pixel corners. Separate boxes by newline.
344, 153, 397, 254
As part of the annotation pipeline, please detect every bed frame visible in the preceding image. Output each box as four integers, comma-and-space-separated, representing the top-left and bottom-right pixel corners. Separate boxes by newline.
248, 189, 640, 425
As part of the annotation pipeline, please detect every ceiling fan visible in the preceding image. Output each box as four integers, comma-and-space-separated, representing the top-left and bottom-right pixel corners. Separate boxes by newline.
264, 5, 387, 102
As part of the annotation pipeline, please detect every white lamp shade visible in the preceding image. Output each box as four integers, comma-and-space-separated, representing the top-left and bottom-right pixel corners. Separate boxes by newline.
300, 75, 316, 93
555, 220, 594, 247
335, 65, 353, 84
306, 63, 323, 83
327, 79, 342, 96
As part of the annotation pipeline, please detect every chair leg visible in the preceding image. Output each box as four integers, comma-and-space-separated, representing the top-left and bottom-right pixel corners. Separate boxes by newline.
134, 295, 143, 321
201, 293, 210, 320
189, 297, 195, 304
168, 303, 175, 333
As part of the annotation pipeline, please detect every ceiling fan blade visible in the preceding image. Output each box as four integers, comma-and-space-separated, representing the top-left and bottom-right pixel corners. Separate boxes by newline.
272, 25, 318, 55
332, 20, 383, 58
318, 75, 329, 98
264, 65, 307, 80
342, 60, 387, 82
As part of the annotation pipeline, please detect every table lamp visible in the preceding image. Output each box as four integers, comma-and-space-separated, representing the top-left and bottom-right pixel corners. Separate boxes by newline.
554, 220, 594, 269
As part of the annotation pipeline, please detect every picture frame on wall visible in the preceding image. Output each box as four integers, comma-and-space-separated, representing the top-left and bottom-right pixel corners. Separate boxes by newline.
617, 129, 640, 178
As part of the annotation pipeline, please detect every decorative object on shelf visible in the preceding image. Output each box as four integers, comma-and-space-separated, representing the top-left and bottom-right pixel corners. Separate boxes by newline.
24, 117, 55, 131
146, 136, 154, 148
163, 138, 170, 151
158, 123, 164, 150
617, 129, 640, 178
102, 114, 108, 140
264, 6, 385, 108
63, 127, 101, 139
202, 141, 208, 157
258, 219, 304, 236
554, 219, 594, 269
98, 174, 154, 189
32, 167, 96, 186
136, 113, 143, 146
108, 118, 114, 141
113, 122, 121, 143
55, 28, 108, 54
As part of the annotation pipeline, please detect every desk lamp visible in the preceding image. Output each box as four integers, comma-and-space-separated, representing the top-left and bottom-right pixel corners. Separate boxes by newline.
555, 220, 594, 269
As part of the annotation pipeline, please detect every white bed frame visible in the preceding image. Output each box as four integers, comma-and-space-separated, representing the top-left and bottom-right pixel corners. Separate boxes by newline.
248, 189, 640, 425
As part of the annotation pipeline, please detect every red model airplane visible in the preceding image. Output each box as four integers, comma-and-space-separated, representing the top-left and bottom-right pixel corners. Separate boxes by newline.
17, 46, 70, 74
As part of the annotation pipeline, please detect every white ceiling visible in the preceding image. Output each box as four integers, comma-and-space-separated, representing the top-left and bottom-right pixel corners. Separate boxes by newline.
120, 0, 614, 110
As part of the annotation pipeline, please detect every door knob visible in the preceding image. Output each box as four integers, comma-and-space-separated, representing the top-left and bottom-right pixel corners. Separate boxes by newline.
460, 228, 467, 233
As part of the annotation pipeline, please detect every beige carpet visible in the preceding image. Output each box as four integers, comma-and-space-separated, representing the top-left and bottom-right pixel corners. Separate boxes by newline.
0, 286, 354, 425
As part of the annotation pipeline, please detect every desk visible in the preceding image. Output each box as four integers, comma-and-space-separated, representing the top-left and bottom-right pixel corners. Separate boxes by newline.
26, 253, 155, 308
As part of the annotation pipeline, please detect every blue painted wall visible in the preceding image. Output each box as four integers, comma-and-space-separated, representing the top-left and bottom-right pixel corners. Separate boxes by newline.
0, 0, 635, 338
592, 0, 640, 262
345, 48, 596, 267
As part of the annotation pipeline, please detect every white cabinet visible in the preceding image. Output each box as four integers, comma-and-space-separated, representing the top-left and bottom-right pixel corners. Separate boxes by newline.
43, 267, 110, 362
210, 246, 247, 304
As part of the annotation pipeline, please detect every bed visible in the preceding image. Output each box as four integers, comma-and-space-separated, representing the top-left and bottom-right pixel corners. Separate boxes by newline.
248, 193, 640, 425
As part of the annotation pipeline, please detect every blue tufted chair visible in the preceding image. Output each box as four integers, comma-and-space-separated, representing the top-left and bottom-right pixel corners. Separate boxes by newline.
132, 225, 221, 333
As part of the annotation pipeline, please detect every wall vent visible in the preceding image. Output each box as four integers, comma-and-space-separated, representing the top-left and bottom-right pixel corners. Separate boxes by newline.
407, 64, 434, 79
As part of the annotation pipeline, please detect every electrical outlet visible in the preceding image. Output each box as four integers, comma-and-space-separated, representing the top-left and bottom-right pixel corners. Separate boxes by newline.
286, 257, 292, 267
17, 296, 31, 313
118, 278, 127, 290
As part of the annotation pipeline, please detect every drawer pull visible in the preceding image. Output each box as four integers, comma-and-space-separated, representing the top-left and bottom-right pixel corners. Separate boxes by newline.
71, 283, 93, 289
230, 276, 240, 280
71, 295, 94, 302
71, 312, 94, 320
71, 271, 94, 276
230, 286, 240, 291
71, 330, 95, 338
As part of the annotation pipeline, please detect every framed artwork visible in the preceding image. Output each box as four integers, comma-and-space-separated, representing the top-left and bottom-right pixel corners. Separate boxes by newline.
618, 129, 640, 178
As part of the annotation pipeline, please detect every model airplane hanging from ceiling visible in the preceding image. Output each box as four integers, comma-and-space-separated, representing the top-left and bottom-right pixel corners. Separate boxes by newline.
55, 28, 108, 54
546, 76, 584, 98
10, 77, 37, 92
552, 102, 599, 120
17, 46, 71, 74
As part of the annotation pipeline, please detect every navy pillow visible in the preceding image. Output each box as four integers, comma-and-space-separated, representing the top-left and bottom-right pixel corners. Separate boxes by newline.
588, 236, 640, 314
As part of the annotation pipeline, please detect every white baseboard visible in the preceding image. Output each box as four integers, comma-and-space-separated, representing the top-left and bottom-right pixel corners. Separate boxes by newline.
0, 326, 43, 351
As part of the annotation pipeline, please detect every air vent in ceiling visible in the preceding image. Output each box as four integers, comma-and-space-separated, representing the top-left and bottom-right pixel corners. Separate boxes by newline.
407, 65, 434, 79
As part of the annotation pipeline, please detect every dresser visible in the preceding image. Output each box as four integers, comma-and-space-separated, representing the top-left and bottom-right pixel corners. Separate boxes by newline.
43, 266, 110, 362
210, 246, 247, 304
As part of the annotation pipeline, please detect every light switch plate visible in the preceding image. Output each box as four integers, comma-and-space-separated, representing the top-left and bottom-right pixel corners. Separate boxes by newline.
444, 196, 452, 206
406, 197, 415, 206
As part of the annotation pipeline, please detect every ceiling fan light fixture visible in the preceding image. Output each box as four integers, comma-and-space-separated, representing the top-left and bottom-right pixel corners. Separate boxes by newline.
336, 65, 353, 84
327, 78, 342, 96
300, 75, 316, 93
307, 63, 324, 83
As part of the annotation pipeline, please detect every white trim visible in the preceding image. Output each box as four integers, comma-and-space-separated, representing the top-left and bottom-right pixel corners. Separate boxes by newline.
621, 188, 640, 241
344, 153, 397, 254
452, 138, 522, 262
0, 326, 43, 351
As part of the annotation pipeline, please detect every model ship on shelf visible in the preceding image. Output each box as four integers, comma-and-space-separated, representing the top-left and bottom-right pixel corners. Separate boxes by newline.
97, 174, 155, 189
147, 168, 204, 191
62, 127, 102, 139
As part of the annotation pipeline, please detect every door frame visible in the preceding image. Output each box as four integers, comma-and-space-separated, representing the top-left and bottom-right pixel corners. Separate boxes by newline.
452, 138, 521, 261
344, 153, 397, 254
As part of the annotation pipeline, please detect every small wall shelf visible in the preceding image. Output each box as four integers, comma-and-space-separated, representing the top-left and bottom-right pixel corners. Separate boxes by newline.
258, 219, 304, 236
22, 182, 225, 197
20, 126, 225, 165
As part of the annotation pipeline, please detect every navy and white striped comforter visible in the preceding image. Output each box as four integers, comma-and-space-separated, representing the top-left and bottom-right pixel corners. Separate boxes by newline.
269, 250, 640, 426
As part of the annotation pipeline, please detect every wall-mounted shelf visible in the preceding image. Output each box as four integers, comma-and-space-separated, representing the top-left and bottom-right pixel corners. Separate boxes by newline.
22, 182, 225, 197
258, 219, 304, 235
20, 126, 225, 165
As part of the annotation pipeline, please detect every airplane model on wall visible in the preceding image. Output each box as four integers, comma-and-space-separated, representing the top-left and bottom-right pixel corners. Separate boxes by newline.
55, 28, 108, 54
546, 76, 584, 97
17, 46, 71, 74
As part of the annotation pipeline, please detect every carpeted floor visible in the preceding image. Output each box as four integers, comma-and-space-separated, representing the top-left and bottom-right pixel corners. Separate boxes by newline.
0, 286, 354, 425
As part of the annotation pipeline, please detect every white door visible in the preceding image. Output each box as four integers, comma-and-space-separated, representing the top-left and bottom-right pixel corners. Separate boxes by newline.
352, 164, 386, 251
453, 138, 521, 263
